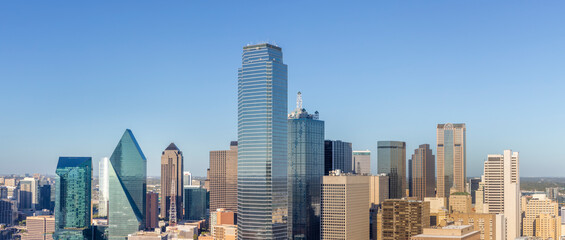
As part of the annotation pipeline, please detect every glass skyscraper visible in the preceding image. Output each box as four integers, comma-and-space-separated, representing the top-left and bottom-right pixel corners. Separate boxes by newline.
287, 92, 324, 240
54, 157, 92, 240
183, 186, 208, 221
377, 141, 406, 199
436, 123, 466, 198
324, 140, 353, 174
108, 129, 147, 240
237, 43, 288, 239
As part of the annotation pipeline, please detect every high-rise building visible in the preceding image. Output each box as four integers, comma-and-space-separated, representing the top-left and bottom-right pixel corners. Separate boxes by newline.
483, 150, 519, 240
535, 213, 561, 240
23, 216, 55, 240
0, 199, 16, 226
39, 184, 52, 211
184, 186, 208, 221
53, 157, 92, 239
377, 141, 406, 199
411, 144, 436, 201
98, 157, 109, 218
353, 150, 371, 175
370, 174, 389, 206
108, 129, 147, 240
449, 213, 503, 240
436, 123, 466, 198
209, 141, 238, 214
287, 92, 324, 240
448, 192, 472, 214
380, 199, 430, 240
411, 225, 480, 240
237, 43, 288, 239
468, 178, 481, 205
522, 194, 559, 238
474, 177, 486, 214
408, 158, 413, 197
183, 171, 192, 188
324, 140, 353, 174
19, 177, 38, 210
160, 143, 183, 220
210, 208, 236, 236
145, 192, 158, 230
321, 172, 369, 240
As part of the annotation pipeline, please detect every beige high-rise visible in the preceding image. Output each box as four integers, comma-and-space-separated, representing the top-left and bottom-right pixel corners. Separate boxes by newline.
411, 144, 436, 201
483, 150, 519, 240
370, 174, 389, 206
449, 192, 472, 214
380, 199, 430, 240
449, 213, 502, 240
22, 216, 55, 240
209, 141, 238, 213
535, 213, 560, 240
436, 123, 466, 198
160, 143, 183, 220
522, 194, 559, 238
321, 172, 369, 240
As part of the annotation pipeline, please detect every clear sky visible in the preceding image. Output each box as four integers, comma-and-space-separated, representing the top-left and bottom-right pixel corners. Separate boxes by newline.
1, 1, 564, 177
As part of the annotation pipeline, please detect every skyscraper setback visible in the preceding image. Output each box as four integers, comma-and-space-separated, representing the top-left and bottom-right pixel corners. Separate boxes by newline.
160, 143, 183, 220
436, 123, 466, 198
287, 92, 324, 240
237, 43, 288, 239
108, 129, 147, 239
209, 141, 238, 213
411, 144, 435, 200
377, 141, 406, 199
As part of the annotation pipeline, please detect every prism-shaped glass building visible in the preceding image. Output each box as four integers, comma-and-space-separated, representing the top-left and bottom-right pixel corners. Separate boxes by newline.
54, 157, 92, 240
108, 129, 147, 239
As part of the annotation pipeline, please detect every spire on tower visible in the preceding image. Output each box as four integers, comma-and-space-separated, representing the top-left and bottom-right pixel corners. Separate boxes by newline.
296, 91, 302, 110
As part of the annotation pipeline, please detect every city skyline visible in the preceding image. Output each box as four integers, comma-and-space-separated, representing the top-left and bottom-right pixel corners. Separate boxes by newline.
2, 1, 565, 177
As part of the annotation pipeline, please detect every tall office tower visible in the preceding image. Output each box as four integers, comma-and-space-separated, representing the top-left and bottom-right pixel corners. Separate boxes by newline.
160, 143, 184, 220
39, 184, 51, 211
370, 174, 389, 206
287, 92, 324, 240
108, 129, 147, 240
321, 172, 369, 240
411, 144, 436, 201
468, 178, 481, 204
353, 150, 371, 175
380, 199, 430, 240
522, 194, 559, 237
23, 216, 55, 240
19, 177, 38, 210
183, 171, 192, 188
237, 43, 288, 240
448, 192, 472, 214
411, 225, 480, 240
184, 186, 208, 221
54, 157, 92, 239
449, 213, 503, 240
98, 157, 109, 218
324, 140, 353, 174
145, 192, 158, 230
210, 141, 238, 213
483, 150, 519, 240
436, 123, 466, 198
535, 213, 561, 240
0, 199, 16, 225
377, 141, 406, 199
408, 158, 413, 197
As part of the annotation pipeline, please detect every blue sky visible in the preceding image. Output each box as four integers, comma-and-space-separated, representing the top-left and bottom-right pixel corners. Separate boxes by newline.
1, 1, 564, 177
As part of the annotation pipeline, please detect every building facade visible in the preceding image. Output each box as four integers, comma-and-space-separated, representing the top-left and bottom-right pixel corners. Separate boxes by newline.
436, 123, 466, 198
377, 141, 406, 199
108, 129, 147, 239
160, 143, 183, 221
237, 43, 288, 239
287, 92, 324, 240
449, 213, 501, 240
324, 140, 353, 174
54, 157, 92, 239
483, 150, 519, 240
98, 157, 109, 218
411, 144, 436, 201
321, 173, 370, 240
184, 186, 208, 221
370, 174, 389, 206
23, 216, 55, 240
449, 192, 472, 214
522, 195, 559, 238
411, 225, 480, 240
353, 150, 371, 175
145, 192, 158, 230
380, 199, 430, 240
209, 141, 238, 213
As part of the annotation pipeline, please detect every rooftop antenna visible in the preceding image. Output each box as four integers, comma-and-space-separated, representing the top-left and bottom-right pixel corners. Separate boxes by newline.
296, 91, 302, 110
169, 180, 177, 227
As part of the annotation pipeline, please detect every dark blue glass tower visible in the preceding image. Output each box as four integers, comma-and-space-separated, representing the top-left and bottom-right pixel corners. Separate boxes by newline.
287, 93, 324, 240
237, 43, 288, 239
54, 157, 92, 240
108, 129, 147, 239
183, 187, 208, 221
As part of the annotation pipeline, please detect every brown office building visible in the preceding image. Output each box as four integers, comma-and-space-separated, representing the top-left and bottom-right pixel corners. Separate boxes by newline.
449, 192, 472, 214
380, 199, 430, 240
160, 143, 184, 220
411, 225, 480, 240
209, 141, 238, 213
436, 123, 466, 198
449, 213, 501, 240
22, 216, 55, 240
411, 144, 435, 201
146, 192, 159, 230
